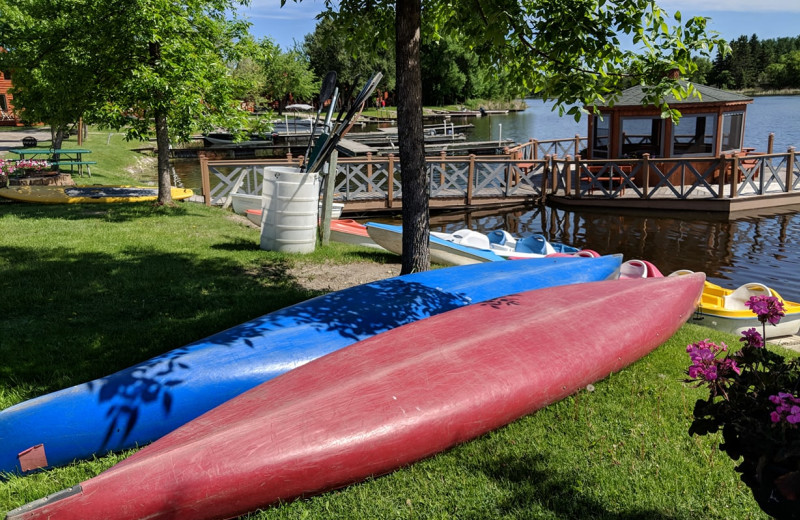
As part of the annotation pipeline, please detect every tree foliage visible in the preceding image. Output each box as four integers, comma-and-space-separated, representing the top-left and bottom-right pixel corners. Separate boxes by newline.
303, 16, 396, 107
0, 0, 252, 204
420, 35, 519, 105
709, 34, 800, 90
258, 38, 318, 114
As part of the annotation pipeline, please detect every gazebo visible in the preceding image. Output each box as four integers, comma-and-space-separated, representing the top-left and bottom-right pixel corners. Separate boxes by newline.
586, 82, 753, 161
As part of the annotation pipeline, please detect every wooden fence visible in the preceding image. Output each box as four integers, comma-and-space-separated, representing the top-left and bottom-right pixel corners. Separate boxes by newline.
200, 151, 552, 210
554, 149, 798, 200
199, 141, 800, 212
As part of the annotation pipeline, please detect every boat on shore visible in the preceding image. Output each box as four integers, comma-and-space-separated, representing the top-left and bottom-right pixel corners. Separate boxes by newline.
6, 274, 704, 520
696, 280, 800, 338
328, 219, 384, 249
0, 185, 193, 204
0, 257, 623, 475
231, 192, 343, 221
366, 222, 505, 265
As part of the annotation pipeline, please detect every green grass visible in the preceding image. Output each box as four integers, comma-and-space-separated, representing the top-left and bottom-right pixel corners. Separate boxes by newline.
0, 151, 787, 518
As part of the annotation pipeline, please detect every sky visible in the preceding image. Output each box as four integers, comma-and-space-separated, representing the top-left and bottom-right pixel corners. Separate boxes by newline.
243, 0, 800, 51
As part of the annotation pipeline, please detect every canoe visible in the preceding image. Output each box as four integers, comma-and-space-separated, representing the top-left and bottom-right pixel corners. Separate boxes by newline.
0, 256, 622, 475
692, 278, 799, 338
230, 192, 343, 219
6, 274, 704, 520
0, 185, 193, 204
366, 222, 505, 265
328, 219, 384, 249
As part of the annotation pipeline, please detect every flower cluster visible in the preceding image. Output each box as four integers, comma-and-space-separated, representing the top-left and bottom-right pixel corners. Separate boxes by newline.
686, 294, 800, 518
0, 158, 50, 177
740, 327, 765, 349
686, 339, 740, 396
770, 393, 800, 425
745, 294, 786, 325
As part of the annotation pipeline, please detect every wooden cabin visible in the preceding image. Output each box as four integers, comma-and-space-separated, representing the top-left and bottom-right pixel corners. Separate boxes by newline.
0, 68, 20, 126
585, 82, 753, 185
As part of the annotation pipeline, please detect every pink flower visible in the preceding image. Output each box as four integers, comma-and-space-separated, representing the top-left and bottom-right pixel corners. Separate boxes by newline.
745, 295, 786, 326
769, 392, 800, 426
740, 328, 764, 349
685, 340, 736, 388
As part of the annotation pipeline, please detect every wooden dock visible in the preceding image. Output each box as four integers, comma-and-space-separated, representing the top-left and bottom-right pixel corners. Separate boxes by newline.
198, 138, 800, 217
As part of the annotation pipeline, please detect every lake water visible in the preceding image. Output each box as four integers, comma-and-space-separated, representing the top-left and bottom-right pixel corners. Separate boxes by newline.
465, 96, 800, 153
383, 96, 800, 303
425, 203, 800, 304
177, 96, 800, 304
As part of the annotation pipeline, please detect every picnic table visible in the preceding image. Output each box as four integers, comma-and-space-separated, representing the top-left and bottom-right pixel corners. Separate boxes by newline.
9, 148, 96, 177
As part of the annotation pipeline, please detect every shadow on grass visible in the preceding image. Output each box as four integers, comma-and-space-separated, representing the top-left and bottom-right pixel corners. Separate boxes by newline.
0, 243, 300, 391
0, 232, 477, 471
0, 200, 190, 223
465, 452, 677, 520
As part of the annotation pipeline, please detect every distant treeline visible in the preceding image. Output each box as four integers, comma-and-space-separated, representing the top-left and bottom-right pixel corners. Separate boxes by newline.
694, 34, 800, 91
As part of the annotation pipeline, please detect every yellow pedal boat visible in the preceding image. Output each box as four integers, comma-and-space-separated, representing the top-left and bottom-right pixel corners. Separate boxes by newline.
672, 271, 800, 338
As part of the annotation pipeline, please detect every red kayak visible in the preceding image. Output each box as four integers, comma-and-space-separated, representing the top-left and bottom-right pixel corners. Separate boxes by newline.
8, 274, 704, 520
328, 219, 384, 249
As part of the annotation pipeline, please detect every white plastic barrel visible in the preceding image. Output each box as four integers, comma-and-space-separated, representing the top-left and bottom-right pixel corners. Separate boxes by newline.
259, 166, 320, 253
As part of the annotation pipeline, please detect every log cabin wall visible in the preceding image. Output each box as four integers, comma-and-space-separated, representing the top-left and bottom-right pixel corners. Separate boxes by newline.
0, 69, 20, 126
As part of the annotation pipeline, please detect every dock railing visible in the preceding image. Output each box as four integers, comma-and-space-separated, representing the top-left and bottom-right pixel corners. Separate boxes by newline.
199, 144, 798, 209
505, 135, 587, 161
553, 147, 798, 200
200, 151, 551, 208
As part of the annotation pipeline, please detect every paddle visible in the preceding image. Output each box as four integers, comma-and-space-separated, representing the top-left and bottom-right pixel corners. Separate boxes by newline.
306, 87, 339, 171
307, 72, 383, 174
301, 71, 338, 170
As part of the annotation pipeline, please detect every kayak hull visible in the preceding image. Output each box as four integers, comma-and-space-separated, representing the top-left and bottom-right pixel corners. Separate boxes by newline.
7, 274, 704, 520
0, 256, 622, 474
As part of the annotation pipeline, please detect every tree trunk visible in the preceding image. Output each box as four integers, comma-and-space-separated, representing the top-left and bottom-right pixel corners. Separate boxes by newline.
155, 107, 173, 205
395, 0, 429, 274
150, 41, 173, 206
50, 125, 66, 150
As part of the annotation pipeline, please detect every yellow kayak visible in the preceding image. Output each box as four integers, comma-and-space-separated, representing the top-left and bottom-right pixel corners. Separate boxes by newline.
695, 279, 800, 338
0, 185, 194, 204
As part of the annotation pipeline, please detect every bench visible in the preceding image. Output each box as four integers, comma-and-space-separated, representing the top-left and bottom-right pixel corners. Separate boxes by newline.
50, 160, 97, 177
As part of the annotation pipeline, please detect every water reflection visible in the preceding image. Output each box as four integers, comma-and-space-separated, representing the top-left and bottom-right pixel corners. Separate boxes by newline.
428, 204, 800, 302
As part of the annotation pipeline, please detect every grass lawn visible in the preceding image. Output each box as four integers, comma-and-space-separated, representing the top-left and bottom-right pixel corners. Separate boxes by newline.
0, 128, 783, 518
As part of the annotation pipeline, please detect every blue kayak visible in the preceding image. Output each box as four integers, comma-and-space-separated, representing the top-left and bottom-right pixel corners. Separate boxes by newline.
0, 256, 621, 475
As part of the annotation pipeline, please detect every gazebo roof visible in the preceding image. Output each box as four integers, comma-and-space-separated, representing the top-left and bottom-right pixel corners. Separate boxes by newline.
605, 82, 752, 108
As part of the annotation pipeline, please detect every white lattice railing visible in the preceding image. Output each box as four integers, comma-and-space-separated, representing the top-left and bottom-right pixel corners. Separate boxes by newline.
200, 153, 552, 208
199, 147, 798, 207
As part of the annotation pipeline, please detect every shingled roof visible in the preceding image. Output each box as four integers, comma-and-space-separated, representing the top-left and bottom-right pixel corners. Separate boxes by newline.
607, 82, 752, 107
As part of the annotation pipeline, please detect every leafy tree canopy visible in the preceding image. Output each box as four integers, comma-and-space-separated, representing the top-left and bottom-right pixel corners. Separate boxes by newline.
290, 0, 727, 121
709, 34, 800, 90
303, 16, 396, 107
259, 38, 318, 114
0, 0, 254, 203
